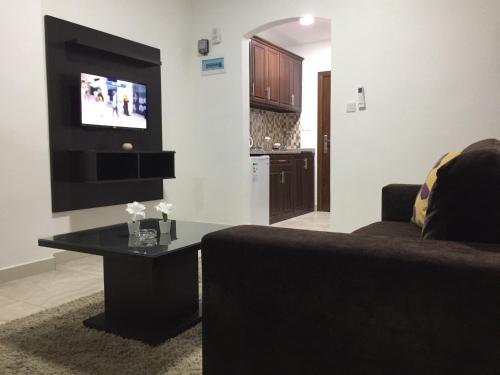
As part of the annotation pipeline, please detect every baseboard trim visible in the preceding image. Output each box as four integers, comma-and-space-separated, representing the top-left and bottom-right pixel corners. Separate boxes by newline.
0, 251, 90, 284
53, 250, 88, 265
0, 258, 55, 284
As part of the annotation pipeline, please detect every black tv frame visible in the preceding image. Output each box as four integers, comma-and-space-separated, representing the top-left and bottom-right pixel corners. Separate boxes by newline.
45, 16, 173, 213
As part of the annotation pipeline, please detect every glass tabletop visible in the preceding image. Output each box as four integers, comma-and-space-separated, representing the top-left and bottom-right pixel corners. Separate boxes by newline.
39, 219, 229, 258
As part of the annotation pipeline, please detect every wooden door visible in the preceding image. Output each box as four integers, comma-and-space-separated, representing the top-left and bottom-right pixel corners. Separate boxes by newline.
317, 71, 331, 212
266, 47, 280, 105
250, 40, 267, 104
279, 53, 292, 110
291, 59, 302, 112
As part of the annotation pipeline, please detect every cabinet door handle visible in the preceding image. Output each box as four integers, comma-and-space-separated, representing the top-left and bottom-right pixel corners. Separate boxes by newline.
281, 171, 285, 184
291, 94, 295, 106
252, 83, 255, 96
323, 135, 329, 154
267, 87, 271, 100
304, 158, 308, 170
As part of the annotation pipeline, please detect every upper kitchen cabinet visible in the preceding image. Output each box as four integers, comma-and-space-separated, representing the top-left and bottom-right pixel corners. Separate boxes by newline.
279, 52, 302, 112
250, 37, 303, 113
250, 39, 279, 105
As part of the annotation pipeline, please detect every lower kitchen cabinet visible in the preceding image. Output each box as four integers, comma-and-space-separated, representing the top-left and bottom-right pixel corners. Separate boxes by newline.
295, 153, 315, 214
269, 152, 314, 224
270, 159, 295, 223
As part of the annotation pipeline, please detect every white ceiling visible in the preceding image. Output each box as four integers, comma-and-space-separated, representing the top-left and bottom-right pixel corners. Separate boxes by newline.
257, 19, 331, 48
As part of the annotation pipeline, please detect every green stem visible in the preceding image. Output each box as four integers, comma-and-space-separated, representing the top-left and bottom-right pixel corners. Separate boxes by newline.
162, 212, 168, 222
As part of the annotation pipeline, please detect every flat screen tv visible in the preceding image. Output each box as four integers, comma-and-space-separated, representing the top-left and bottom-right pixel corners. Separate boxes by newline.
80, 73, 147, 129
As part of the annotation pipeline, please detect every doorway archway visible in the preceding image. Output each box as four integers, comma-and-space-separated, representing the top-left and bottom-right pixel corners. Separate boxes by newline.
244, 17, 332, 219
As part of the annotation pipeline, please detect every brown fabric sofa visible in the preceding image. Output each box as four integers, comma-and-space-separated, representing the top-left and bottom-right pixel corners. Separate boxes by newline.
201, 184, 500, 375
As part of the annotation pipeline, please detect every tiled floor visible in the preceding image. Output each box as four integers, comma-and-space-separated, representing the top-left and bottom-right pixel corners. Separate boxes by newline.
0, 211, 333, 324
271, 211, 334, 232
0, 255, 103, 325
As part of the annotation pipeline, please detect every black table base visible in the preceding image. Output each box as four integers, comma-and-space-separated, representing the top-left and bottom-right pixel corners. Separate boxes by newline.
83, 311, 201, 346
39, 220, 228, 346
84, 248, 200, 346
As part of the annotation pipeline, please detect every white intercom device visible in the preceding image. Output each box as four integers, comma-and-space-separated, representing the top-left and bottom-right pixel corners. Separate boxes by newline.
357, 87, 366, 110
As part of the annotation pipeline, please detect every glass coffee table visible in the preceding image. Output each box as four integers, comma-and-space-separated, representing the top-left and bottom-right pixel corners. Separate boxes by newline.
38, 219, 228, 345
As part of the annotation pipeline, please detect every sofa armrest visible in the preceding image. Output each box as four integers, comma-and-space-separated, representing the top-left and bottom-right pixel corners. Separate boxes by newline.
382, 184, 421, 222
202, 225, 500, 375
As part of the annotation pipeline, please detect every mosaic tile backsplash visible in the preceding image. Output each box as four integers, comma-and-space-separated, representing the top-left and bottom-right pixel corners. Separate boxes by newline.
250, 109, 301, 149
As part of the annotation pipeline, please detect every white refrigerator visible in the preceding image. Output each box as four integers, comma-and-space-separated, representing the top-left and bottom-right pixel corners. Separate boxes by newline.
250, 156, 270, 225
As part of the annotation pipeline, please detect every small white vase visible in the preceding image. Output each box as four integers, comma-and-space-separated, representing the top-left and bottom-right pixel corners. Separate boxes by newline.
159, 233, 172, 246
159, 219, 172, 234
128, 221, 141, 236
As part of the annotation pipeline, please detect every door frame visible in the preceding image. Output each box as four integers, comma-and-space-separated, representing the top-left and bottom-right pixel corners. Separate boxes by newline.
317, 71, 331, 212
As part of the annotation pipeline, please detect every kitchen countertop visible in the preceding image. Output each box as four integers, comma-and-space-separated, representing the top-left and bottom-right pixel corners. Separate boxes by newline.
250, 148, 315, 155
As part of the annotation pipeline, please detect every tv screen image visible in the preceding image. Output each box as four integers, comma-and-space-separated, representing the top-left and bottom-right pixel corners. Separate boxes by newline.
80, 73, 147, 129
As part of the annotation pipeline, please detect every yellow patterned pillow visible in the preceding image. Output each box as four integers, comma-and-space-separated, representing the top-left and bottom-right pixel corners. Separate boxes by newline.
412, 151, 461, 227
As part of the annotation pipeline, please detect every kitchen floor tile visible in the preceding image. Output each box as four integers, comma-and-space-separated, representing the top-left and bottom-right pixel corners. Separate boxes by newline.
272, 211, 333, 232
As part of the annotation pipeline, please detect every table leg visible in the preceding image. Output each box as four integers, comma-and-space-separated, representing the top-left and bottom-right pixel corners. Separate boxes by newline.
83, 248, 200, 345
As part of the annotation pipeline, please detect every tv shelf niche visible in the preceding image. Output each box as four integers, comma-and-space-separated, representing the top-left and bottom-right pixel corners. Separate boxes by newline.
69, 151, 175, 183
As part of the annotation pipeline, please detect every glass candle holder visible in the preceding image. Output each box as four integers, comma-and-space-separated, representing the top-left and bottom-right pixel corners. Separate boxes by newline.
137, 229, 157, 241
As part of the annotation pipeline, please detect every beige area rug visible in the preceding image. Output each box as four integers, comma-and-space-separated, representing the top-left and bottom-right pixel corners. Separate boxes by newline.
0, 292, 202, 375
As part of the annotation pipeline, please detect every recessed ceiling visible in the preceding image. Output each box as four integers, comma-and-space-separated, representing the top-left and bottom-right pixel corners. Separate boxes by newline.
257, 19, 331, 48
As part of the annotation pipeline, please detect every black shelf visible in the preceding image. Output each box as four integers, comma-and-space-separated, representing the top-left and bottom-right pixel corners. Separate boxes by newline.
67, 150, 175, 183
45, 16, 167, 212
65, 38, 162, 66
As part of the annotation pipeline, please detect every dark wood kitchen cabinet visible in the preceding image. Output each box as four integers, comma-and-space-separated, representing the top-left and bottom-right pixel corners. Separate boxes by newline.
270, 159, 295, 223
295, 152, 314, 214
269, 152, 314, 224
250, 37, 303, 113
250, 38, 279, 107
279, 53, 302, 112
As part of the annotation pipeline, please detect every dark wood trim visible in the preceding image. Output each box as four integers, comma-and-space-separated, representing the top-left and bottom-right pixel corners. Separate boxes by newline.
317, 71, 331, 212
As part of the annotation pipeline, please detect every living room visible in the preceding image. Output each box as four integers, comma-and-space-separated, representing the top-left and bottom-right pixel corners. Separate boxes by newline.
0, 0, 499, 374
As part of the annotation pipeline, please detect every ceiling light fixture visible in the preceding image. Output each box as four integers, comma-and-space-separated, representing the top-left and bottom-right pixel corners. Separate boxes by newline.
299, 15, 315, 26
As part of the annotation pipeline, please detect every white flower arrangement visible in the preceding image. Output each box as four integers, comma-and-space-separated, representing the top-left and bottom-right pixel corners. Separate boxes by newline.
155, 201, 174, 222
125, 201, 146, 222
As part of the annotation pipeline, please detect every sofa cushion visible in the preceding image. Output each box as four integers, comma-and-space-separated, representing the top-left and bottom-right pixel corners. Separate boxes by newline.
411, 151, 460, 227
462, 138, 500, 153
352, 221, 421, 239
423, 139, 500, 243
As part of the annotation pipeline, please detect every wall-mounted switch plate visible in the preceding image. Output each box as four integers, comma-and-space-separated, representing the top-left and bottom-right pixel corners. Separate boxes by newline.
357, 86, 366, 110
346, 102, 357, 113
212, 27, 222, 45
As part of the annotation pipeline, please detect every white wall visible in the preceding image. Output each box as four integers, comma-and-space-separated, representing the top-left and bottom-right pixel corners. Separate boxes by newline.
287, 40, 332, 205
0, 0, 194, 270
190, 0, 500, 232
